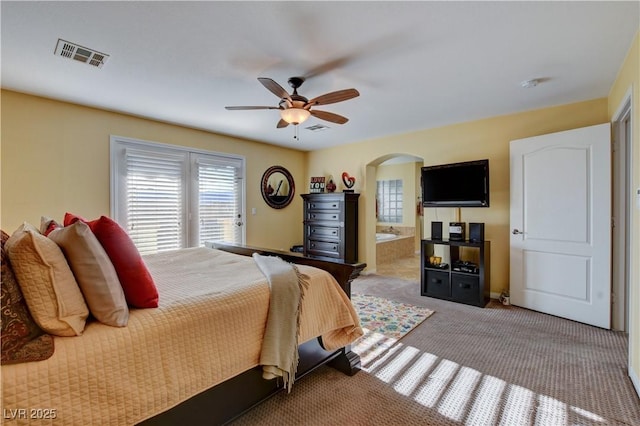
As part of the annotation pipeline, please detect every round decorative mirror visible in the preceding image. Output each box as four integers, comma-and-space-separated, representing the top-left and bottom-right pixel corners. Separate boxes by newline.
261, 165, 295, 209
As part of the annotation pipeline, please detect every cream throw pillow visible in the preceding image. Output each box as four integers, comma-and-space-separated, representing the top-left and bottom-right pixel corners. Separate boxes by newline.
49, 221, 129, 327
5, 223, 89, 336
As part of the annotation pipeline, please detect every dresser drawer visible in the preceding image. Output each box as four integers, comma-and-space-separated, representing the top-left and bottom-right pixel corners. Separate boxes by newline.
308, 225, 340, 241
301, 193, 359, 263
306, 240, 341, 258
451, 274, 480, 305
306, 200, 341, 211
424, 270, 450, 298
306, 212, 341, 222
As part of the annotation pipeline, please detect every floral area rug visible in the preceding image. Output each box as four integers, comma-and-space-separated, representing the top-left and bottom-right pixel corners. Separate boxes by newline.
351, 293, 434, 365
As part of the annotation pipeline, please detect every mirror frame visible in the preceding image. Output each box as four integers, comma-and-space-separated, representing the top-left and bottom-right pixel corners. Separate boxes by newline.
260, 165, 295, 209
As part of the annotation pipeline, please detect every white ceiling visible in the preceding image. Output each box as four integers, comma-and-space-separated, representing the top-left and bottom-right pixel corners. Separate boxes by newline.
2, 1, 638, 151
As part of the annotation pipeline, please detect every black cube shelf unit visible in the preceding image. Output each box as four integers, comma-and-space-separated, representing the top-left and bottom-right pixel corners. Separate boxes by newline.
421, 239, 490, 307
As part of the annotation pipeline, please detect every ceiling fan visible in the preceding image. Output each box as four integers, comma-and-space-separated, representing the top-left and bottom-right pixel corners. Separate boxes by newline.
225, 77, 359, 128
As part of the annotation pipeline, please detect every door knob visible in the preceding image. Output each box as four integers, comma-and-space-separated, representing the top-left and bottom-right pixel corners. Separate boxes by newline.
512, 229, 524, 235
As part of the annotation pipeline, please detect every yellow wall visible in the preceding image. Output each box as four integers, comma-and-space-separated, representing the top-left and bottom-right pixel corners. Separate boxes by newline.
608, 31, 640, 394
0, 88, 615, 296
0, 90, 306, 252
307, 98, 609, 292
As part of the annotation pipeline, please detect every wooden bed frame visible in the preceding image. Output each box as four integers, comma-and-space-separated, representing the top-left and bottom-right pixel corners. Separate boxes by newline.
138, 242, 366, 425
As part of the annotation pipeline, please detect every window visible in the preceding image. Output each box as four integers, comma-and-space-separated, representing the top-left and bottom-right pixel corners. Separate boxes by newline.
376, 179, 403, 223
111, 136, 245, 254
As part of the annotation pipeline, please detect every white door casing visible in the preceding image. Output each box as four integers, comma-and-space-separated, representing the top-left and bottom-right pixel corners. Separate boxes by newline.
510, 123, 611, 329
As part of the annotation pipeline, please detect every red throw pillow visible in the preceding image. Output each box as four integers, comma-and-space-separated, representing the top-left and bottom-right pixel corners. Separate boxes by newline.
64, 212, 84, 227
64, 213, 159, 308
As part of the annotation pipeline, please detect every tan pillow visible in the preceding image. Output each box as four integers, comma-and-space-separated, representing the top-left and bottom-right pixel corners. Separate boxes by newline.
49, 221, 129, 327
5, 223, 89, 336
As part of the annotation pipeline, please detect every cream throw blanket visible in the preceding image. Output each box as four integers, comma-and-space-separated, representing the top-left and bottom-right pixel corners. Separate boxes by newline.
252, 253, 309, 392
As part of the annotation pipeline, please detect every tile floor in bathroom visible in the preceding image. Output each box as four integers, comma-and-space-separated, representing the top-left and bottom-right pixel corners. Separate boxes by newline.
375, 254, 420, 282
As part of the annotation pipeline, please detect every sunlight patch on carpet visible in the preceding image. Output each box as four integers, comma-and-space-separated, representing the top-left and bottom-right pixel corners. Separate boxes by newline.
351, 293, 433, 365
356, 341, 607, 425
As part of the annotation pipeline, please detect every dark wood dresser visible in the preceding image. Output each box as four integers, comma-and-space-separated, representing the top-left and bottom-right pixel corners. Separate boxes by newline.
301, 192, 360, 263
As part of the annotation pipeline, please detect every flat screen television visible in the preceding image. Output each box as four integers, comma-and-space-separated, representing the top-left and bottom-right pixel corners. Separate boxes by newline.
421, 159, 490, 207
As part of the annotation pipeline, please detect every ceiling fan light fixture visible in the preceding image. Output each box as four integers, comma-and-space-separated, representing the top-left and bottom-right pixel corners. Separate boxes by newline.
226, 77, 358, 128
280, 108, 310, 125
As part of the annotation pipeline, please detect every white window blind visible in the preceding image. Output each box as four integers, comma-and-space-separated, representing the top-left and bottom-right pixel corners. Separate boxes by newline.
111, 136, 245, 255
193, 154, 243, 246
124, 149, 187, 254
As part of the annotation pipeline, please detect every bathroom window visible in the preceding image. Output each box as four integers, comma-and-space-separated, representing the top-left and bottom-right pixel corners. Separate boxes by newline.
377, 179, 403, 223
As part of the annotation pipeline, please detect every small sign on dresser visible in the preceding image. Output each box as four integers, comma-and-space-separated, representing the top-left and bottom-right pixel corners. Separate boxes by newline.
309, 176, 325, 193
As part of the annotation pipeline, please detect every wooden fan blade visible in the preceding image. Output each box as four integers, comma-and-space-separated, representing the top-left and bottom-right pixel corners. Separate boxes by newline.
307, 89, 359, 107
276, 119, 290, 128
225, 106, 279, 110
258, 77, 291, 100
310, 110, 349, 124
303, 56, 353, 80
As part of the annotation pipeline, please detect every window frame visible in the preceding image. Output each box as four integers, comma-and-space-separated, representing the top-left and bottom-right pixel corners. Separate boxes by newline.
110, 135, 246, 252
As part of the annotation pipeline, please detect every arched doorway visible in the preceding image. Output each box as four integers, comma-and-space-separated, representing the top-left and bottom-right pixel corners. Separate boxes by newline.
365, 154, 424, 280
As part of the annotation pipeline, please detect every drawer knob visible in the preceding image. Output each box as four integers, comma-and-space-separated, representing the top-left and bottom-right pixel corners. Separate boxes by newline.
332, 215, 337, 219
432, 279, 442, 284
459, 283, 471, 289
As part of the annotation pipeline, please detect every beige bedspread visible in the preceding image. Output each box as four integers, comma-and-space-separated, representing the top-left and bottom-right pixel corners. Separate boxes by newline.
0, 247, 362, 425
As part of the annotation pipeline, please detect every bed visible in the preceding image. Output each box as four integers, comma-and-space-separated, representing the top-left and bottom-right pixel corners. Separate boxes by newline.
1, 242, 366, 425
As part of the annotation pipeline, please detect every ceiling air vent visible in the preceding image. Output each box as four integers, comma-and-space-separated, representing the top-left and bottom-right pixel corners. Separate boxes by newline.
54, 39, 109, 68
305, 124, 330, 132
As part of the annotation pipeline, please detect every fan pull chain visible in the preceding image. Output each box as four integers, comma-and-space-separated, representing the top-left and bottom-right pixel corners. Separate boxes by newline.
293, 125, 300, 141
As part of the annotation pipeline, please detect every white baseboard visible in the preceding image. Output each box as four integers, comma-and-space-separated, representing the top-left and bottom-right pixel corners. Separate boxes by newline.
630, 364, 640, 399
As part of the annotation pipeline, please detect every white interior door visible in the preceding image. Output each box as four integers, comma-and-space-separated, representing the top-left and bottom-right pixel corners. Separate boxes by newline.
510, 123, 611, 329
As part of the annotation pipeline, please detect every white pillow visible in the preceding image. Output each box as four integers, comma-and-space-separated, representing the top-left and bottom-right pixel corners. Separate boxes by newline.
49, 221, 129, 327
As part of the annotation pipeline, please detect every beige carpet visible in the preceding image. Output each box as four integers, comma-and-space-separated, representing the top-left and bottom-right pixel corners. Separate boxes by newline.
231, 274, 640, 425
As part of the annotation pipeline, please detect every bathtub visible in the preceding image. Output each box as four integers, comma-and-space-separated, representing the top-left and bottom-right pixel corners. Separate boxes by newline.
375, 232, 398, 242
376, 232, 415, 265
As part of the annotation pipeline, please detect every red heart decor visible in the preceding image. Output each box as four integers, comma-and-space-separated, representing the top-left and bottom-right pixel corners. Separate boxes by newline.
342, 172, 355, 189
